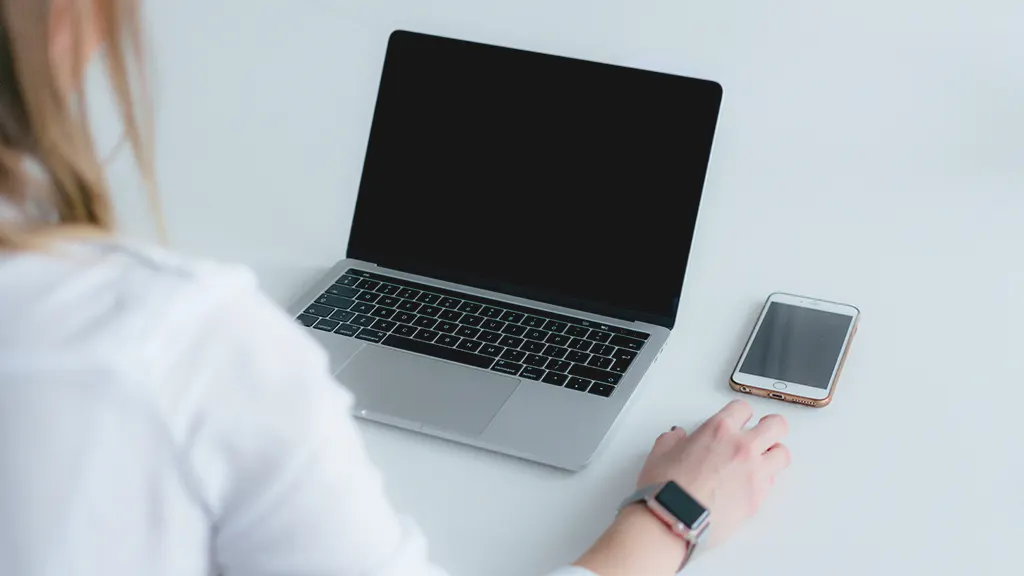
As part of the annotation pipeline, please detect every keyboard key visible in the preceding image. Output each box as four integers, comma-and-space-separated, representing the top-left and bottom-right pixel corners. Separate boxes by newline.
524, 329, 549, 341
438, 297, 462, 309
568, 338, 593, 352
478, 331, 502, 344
356, 328, 387, 343
588, 355, 613, 370
371, 307, 397, 319
439, 310, 463, 322
396, 288, 421, 300
416, 293, 441, 305
499, 336, 525, 349
543, 320, 568, 333
501, 324, 527, 337
620, 328, 651, 341
565, 325, 589, 338
546, 359, 572, 373
376, 283, 401, 296
356, 291, 381, 303
520, 366, 545, 380
330, 310, 356, 323
296, 314, 319, 327
382, 334, 494, 370
325, 285, 360, 299
334, 323, 361, 337
542, 372, 568, 386
304, 303, 334, 317
569, 364, 622, 386
436, 334, 460, 347
481, 319, 505, 331
565, 351, 590, 364
610, 359, 632, 374
590, 344, 616, 357
336, 275, 360, 287
588, 383, 615, 397
479, 344, 504, 357
457, 301, 482, 314
546, 333, 570, 346
418, 305, 442, 318
565, 377, 591, 392
585, 330, 612, 343
351, 302, 375, 315
393, 324, 417, 338
355, 279, 380, 291
413, 329, 440, 342
500, 349, 527, 363
455, 339, 483, 353
491, 360, 523, 376
397, 300, 422, 313
455, 326, 481, 339
351, 314, 377, 328
543, 345, 569, 359
612, 348, 637, 362
394, 312, 416, 324
523, 316, 546, 328
412, 316, 438, 329
480, 306, 503, 318
313, 319, 341, 332
500, 311, 525, 323
372, 319, 398, 332
316, 294, 355, 310
461, 314, 484, 327
377, 296, 401, 308
521, 340, 546, 354
523, 354, 547, 367
436, 321, 458, 334
610, 335, 645, 351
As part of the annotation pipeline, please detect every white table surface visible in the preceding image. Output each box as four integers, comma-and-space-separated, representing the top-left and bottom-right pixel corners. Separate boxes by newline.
113, 1, 1023, 574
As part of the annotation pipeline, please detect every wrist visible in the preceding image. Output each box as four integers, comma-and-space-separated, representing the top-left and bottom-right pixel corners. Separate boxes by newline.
575, 504, 690, 576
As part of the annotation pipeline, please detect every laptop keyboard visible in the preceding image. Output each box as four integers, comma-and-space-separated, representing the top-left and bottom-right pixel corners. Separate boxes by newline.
296, 269, 650, 398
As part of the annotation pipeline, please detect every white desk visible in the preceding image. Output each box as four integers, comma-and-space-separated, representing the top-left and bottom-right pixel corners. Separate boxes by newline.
129, 1, 1024, 574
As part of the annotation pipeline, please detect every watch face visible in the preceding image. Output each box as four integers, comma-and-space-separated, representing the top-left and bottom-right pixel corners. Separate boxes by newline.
654, 481, 708, 528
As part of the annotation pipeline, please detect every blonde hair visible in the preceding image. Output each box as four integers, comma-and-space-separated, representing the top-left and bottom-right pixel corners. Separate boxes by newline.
0, 0, 155, 247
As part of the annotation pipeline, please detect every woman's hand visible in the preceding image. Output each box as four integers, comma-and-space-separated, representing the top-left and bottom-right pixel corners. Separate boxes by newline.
575, 400, 790, 576
637, 399, 791, 546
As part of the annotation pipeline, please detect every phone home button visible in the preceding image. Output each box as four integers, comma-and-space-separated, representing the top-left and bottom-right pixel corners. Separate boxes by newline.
773, 382, 788, 390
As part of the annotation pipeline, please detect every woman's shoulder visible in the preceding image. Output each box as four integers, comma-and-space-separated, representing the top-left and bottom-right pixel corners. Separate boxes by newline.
0, 239, 259, 358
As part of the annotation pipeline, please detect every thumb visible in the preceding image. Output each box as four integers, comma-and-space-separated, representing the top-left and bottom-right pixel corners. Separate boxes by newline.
651, 426, 688, 455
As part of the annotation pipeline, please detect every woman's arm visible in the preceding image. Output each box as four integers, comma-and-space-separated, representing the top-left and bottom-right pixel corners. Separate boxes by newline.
168, 275, 786, 576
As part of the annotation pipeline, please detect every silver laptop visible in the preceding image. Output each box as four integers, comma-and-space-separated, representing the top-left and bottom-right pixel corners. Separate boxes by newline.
289, 31, 723, 470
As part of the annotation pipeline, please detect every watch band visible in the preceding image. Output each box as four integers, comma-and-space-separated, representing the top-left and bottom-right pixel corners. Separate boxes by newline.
619, 482, 709, 573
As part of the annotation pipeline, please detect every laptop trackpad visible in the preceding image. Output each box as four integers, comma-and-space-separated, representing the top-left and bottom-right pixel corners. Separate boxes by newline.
337, 345, 519, 437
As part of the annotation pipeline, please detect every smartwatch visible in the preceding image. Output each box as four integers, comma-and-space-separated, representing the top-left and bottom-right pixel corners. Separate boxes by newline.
619, 481, 710, 572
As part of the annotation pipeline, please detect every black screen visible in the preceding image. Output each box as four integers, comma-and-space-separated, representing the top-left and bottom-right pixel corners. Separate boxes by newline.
655, 481, 708, 527
740, 303, 853, 389
348, 31, 723, 328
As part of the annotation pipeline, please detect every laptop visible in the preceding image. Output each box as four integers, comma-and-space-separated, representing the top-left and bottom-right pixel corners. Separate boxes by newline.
289, 31, 723, 470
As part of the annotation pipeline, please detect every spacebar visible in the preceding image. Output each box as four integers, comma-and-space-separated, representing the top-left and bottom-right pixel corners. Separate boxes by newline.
381, 335, 496, 370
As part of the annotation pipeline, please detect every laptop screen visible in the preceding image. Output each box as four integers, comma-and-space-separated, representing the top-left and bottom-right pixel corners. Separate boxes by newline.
349, 31, 722, 328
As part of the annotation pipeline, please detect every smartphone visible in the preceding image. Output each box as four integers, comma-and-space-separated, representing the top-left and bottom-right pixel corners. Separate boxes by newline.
730, 293, 860, 408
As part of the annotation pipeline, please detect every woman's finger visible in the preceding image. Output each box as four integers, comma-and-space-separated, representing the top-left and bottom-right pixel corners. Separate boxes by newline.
748, 414, 789, 454
761, 442, 792, 475
651, 426, 687, 454
716, 399, 754, 430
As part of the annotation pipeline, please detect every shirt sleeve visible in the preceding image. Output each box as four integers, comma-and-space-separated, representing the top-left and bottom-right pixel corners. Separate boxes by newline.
163, 272, 593, 576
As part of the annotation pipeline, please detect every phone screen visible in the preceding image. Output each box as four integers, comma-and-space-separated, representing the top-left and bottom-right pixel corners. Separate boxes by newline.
740, 302, 854, 389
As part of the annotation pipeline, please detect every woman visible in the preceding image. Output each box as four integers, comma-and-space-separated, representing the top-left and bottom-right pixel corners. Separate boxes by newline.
0, 1, 791, 575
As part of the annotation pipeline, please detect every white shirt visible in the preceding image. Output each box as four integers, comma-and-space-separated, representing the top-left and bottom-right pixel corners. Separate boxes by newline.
0, 241, 593, 576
